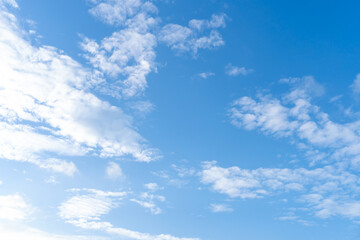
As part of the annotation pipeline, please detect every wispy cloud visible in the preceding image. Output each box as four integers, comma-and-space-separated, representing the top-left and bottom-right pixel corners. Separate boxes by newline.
0, 1, 159, 177
59, 188, 199, 240
131, 192, 165, 215
225, 64, 253, 76
209, 203, 233, 213
198, 72, 215, 79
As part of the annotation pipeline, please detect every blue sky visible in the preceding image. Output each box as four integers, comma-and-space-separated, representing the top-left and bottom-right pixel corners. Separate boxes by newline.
1, 0, 360, 239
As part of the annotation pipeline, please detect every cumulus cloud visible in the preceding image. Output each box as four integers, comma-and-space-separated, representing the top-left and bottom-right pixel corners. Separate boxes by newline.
83, 0, 159, 98
159, 14, 226, 54
225, 64, 253, 76
89, 0, 157, 26
0, 2, 159, 176
80, 29, 157, 97
229, 76, 360, 166
201, 161, 360, 219
59, 188, 199, 240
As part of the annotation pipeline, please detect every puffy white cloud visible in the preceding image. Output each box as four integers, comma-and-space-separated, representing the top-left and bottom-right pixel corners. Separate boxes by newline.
229, 76, 360, 166
225, 64, 253, 76
0, 2, 159, 176
201, 161, 360, 220
201, 161, 360, 198
106, 161, 123, 179
81, 29, 157, 97
0, 194, 32, 221
83, 0, 159, 98
89, 0, 157, 26
159, 14, 226, 54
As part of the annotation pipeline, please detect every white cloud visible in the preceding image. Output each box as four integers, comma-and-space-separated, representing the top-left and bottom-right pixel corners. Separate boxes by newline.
201, 161, 359, 198
0, 0, 18, 8
301, 194, 360, 219
89, 0, 157, 26
130, 100, 155, 114
159, 14, 226, 54
351, 73, 360, 94
80, 29, 157, 98
229, 76, 360, 166
0, 194, 32, 221
209, 204, 233, 213
131, 192, 165, 215
144, 183, 162, 191
201, 161, 360, 220
60, 188, 199, 240
106, 161, 123, 179
225, 64, 253, 76
83, 0, 159, 98
59, 189, 126, 221
188, 13, 226, 30
198, 72, 215, 79
0, 2, 159, 176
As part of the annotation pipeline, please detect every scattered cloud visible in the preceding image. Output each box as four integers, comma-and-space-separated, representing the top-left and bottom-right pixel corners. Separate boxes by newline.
201, 161, 360, 220
44, 176, 58, 184
59, 188, 199, 240
159, 14, 226, 54
229, 76, 360, 167
106, 162, 124, 179
129, 100, 155, 115
0, 1, 159, 177
59, 188, 126, 221
144, 182, 163, 191
88, 0, 157, 26
329, 95, 342, 103
1, 0, 18, 8
131, 192, 165, 215
209, 203, 233, 213
83, 0, 159, 98
198, 72, 215, 79
351, 74, 360, 94
225, 64, 253, 76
